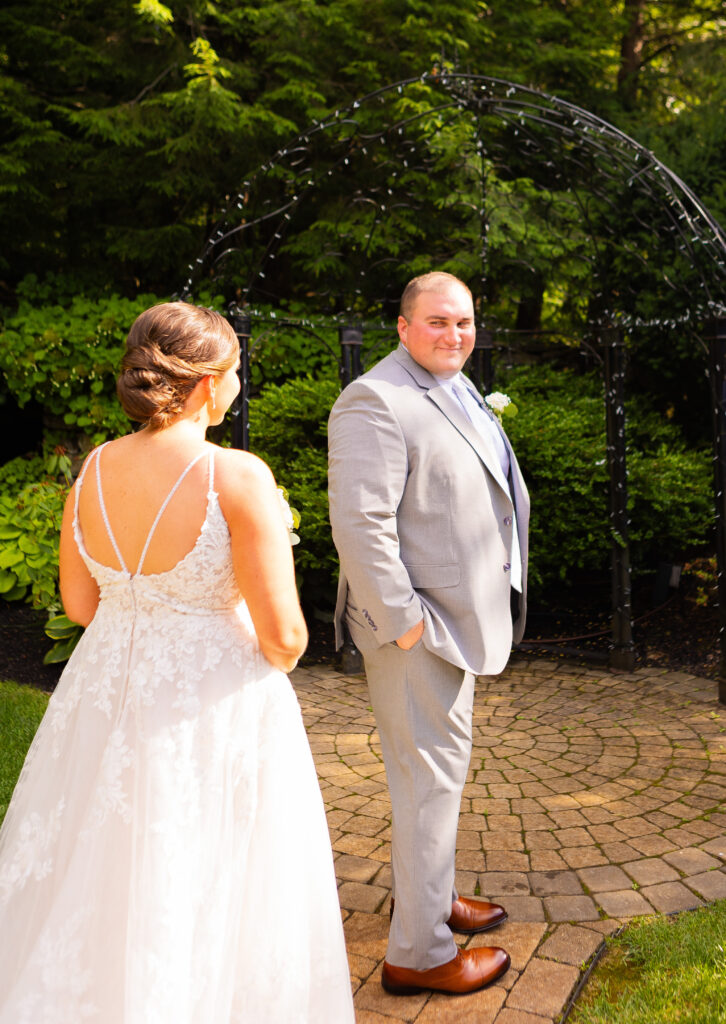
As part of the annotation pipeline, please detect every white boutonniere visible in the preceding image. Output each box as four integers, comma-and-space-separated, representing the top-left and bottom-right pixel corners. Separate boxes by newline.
484, 391, 518, 424
277, 486, 301, 545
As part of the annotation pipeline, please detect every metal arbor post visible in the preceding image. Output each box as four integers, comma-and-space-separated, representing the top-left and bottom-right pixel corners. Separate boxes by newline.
602, 326, 636, 671
471, 327, 494, 396
708, 318, 726, 704
338, 323, 365, 674
339, 325, 364, 387
230, 312, 251, 451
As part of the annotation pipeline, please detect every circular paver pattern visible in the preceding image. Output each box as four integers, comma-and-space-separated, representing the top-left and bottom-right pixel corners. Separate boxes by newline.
292, 655, 726, 1024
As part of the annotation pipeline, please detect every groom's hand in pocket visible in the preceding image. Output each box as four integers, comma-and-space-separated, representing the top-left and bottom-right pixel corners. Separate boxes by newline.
395, 619, 424, 650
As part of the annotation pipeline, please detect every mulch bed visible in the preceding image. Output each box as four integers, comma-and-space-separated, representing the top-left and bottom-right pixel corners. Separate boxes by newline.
0, 603, 64, 692
1, 566, 720, 692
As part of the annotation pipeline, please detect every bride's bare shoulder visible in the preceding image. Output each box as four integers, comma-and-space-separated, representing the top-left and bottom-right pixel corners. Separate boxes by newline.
72, 435, 127, 482
212, 446, 278, 501
79, 433, 142, 465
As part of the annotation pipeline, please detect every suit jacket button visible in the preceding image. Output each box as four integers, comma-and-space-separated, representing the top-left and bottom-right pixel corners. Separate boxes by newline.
504, 516, 512, 526
503, 563, 511, 572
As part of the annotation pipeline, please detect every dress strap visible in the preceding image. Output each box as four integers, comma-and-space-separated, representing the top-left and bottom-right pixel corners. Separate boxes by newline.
96, 444, 130, 576
135, 451, 208, 576
208, 449, 215, 495
73, 444, 105, 524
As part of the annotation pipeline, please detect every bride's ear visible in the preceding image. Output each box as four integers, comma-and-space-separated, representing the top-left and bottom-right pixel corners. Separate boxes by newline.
202, 374, 217, 411
183, 374, 215, 418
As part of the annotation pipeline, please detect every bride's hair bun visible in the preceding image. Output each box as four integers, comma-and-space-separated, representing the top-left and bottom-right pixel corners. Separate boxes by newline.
117, 302, 238, 430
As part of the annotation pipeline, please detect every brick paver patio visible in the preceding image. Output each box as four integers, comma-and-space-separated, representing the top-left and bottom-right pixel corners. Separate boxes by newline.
291, 654, 726, 1023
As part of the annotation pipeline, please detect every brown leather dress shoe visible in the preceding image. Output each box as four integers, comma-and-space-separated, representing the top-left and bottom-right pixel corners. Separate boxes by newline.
381, 946, 510, 995
447, 896, 508, 934
389, 896, 507, 934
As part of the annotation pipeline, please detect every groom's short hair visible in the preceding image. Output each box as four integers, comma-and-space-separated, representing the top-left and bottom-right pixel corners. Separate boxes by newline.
399, 272, 472, 321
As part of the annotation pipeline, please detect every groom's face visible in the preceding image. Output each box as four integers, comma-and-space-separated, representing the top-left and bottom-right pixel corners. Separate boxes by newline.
397, 283, 476, 379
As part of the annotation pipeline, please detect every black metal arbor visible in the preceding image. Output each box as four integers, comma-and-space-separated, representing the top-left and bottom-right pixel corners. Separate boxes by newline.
180, 71, 726, 693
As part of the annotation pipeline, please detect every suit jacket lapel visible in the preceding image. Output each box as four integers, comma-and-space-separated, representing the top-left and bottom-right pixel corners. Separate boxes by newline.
427, 387, 513, 498
459, 379, 521, 492
392, 346, 513, 500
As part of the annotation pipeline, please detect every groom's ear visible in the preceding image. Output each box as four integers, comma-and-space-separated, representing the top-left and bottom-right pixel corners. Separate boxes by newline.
397, 315, 408, 344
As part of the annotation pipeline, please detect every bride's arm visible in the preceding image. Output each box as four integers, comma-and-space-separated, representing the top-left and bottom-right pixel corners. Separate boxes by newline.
59, 485, 101, 627
216, 449, 308, 673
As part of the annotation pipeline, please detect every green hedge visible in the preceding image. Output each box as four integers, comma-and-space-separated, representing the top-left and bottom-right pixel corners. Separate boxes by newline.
499, 366, 713, 590
0, 366, 713, 656
0, 278, 225, 449
248, 367, 713, 602
0, 454, 68, 611
248, 377, 340, 612
0, 279, 149, 446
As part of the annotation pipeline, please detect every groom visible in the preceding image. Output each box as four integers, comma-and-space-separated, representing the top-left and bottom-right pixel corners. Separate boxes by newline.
328, 271, 529, 996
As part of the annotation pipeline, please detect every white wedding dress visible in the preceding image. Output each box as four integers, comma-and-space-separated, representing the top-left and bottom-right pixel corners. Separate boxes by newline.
0, 445, 354, 1024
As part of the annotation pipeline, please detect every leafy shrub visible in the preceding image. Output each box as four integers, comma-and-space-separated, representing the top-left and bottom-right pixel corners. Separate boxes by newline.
0, 278, 226, 448
0, 282, 147, 446
243, 313, 399, 390
43, 613, 84, 665
499, 365, 712, 591
248, 377, 340, 611
250, 366, 713, 606
244, 306, 341, 388
0, 453, 48, 491
0, 366, 711, 662
0, 450, 81, 662
0, 478, 66, 610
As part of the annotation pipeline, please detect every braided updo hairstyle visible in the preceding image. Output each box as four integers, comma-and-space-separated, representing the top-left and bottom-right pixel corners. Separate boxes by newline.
117, 302, 239, 430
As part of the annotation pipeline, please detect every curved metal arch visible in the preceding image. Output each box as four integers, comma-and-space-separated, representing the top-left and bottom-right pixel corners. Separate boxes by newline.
180, 75, 726, 694
180, 70, 725, 331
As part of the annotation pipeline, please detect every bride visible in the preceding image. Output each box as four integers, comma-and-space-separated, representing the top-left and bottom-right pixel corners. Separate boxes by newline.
0, 302, 355, 1023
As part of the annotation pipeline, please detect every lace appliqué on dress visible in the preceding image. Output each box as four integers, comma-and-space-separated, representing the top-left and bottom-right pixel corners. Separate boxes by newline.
0, 797, 65, 903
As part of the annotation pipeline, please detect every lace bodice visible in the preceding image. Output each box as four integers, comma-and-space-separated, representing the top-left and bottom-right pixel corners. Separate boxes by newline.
73, 444, 244, 616
65, 444, 259, 723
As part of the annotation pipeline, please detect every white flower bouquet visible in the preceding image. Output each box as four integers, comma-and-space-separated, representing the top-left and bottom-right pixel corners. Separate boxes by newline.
277, 486, 301, 545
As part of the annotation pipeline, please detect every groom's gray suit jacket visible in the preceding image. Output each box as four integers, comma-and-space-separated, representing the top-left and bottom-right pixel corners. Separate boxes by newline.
329, 345, 529, 676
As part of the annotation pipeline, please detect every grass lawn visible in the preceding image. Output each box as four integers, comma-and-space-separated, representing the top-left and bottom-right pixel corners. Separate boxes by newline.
569, 900, 726, 1024
0, 679, 49, 826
